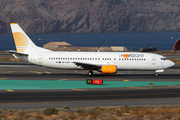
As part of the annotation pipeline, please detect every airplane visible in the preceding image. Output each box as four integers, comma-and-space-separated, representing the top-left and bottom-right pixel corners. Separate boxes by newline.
9, 23, 175, 76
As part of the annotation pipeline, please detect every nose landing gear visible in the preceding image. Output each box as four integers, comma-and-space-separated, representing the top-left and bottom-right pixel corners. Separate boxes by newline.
155, 73, 159, 76
88, 71, 93, 76
155, 70, 164, 76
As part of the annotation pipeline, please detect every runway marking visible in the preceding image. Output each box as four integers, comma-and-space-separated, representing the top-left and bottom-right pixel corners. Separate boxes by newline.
127, 87, 149, 89
6, 90, 14, 92
58, 79, 68, 81
124, 80, 129, 81
0, 78, 7, 80
72, 89, 87, 91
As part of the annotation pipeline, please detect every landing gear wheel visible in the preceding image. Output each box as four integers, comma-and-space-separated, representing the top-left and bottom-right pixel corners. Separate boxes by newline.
155, 73, 158, 76
88, 71, 93, 76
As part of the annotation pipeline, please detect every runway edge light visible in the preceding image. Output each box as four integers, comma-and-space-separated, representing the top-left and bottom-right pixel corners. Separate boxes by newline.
86, 79, 103, 85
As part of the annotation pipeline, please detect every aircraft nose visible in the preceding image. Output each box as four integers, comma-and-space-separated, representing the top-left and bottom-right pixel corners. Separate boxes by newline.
169, 60, 175, 67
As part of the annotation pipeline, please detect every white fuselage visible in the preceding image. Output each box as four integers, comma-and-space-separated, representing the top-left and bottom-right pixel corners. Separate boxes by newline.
10, 23, 175, 75
14, 51, 175, 71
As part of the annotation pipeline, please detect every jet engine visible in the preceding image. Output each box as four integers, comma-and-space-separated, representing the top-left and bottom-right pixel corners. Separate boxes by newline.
101, 65, 117, 74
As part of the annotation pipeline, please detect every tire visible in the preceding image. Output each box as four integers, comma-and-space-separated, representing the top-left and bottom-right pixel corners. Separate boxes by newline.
155, 73, 158, 76
88, 71, 93, 76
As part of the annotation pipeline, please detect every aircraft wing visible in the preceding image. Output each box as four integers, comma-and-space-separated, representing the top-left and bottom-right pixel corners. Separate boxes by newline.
74, 62, 101, 70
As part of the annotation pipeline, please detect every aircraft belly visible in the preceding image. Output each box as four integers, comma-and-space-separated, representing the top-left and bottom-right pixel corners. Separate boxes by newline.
60, 63, 78, 69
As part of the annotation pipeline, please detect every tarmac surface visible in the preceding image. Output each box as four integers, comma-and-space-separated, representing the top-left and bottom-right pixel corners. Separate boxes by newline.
0, 61, 180, 109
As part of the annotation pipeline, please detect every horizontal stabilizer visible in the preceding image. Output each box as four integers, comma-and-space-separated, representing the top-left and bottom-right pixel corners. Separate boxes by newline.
8, 50, 28, 56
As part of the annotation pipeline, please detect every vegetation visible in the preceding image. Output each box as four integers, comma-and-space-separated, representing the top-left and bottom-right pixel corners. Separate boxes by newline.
43, 108, 58, 116
35, 116, 44, 120
169, 58, 180, 64
1, 105, 180, 119
0, 56, 20, 61
63, 106, 71, 110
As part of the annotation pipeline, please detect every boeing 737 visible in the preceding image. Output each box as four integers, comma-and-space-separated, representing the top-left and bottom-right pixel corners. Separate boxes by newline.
9, 23, 175, 76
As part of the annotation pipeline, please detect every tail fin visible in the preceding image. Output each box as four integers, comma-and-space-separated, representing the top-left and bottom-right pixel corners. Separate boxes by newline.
10, 23, 51, 53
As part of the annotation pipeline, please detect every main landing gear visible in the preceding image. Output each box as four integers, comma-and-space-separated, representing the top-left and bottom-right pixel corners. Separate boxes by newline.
88, 71, 93, 76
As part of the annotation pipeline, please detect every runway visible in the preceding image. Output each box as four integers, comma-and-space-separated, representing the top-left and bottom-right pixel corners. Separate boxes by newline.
0, 61, 180, 109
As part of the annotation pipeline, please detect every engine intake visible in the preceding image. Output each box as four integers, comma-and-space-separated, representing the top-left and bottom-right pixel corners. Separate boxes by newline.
101, 65, 117, 74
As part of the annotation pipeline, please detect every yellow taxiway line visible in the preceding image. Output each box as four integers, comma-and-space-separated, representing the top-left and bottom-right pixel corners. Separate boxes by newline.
6, 90, 14, 92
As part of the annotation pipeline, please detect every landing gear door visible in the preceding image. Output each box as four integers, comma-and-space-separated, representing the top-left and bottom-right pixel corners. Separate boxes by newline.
152, 56, 156, 65
39, 55, 43, 64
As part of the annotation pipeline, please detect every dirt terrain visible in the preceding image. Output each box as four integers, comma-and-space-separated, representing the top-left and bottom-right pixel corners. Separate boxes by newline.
1, 105, 180, 120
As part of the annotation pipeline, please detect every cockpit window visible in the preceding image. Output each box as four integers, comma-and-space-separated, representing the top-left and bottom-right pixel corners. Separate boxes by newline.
161, 57, 168, 60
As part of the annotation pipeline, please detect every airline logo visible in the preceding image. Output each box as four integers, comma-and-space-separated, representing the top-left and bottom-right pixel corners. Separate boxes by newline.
12, 32, 28, 52
56, 61, 61, 63
119, 54, 144, 59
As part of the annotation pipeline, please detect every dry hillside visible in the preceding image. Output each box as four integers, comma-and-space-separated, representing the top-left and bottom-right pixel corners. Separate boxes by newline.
0, 0, 180, 34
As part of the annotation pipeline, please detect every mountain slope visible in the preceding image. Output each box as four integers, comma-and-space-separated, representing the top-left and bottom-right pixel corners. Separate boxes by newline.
1, 0, 180, 34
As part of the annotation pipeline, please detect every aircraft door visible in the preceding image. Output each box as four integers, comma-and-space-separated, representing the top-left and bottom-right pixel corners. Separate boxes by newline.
39, 55, 43, 64
151, 56, 156, 65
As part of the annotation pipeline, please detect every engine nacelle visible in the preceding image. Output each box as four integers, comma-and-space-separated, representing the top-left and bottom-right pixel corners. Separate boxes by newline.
101, 65, 117, 74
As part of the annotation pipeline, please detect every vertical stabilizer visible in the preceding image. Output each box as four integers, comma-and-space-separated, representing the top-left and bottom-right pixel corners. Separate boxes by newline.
10, 23, 51, 53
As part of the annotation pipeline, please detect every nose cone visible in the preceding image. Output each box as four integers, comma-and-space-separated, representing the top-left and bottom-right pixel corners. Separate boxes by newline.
168, 60, 175, 68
